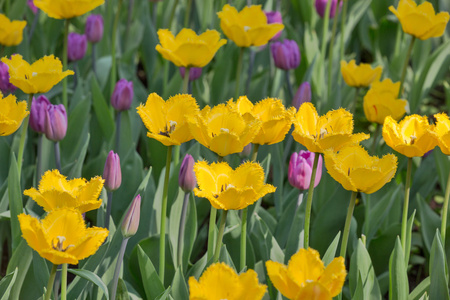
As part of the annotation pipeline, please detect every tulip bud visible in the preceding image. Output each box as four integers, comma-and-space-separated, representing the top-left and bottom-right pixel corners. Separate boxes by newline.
288, 151, 323, 190
0, 61, 16, 94
179, 154, 196, 193
103, 151, 122, 191
44, 104, 67, 142
85, 14, 104, 44
179, 67, 202, 81
292, 82, 311, 110
264, 11, 283, 40
67, 33, 87, 62
315, 0, 342, 19
30, 95, 51, 133
111, 79, 134, 111
270, 40, 300, 70
27, 0, 38, 14
121, 194, 141, 238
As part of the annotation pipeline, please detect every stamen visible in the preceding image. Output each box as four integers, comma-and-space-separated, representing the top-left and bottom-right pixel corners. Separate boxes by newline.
410, 135, 416, 145
220, 128, 230, 133
243, 26, 250, 32
51, 236, 74, 252
319, 128, 328, 139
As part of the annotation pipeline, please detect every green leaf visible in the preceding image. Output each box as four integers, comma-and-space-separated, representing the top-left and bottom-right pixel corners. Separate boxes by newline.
171, 267, 188, 300
116, 278, 130, 300
137, 245, 165, 300
389, 237, 409, 300
408, 277, 430, 300
429, 231, 449, 300
63, 134, 90, 179
68, 269, 109, 300
416, 195, 441, 254
6, 239, 32, 300
0, 268, 18, 300
91, 76, 115, 141
405, 210, 416, 266
7, 152, 22, 252
322, 232, 341, 266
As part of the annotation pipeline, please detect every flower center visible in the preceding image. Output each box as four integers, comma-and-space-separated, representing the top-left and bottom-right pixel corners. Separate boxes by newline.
213, 184, 234, 198
243, 26, 250, 32
159, 120, 177, 137
409, 135, 416, 145
52, 236, 74, 252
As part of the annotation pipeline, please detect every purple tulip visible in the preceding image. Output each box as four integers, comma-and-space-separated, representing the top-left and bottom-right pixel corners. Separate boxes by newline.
292, 82, 311, 110
85, 14, 104, 44
315, 0, 342, 19
179, 67, 202, 81
111, 79, 134, 111
30, 95, 51, 133
288, 151, 323, 190
0, 62, 16, 94
121, 194, 141, 238
27, 0, 38, 14
103, 151, 122, 191
67, 32, 87, 62
265, 11, 283, 40
270, 40, 301, 70
179, 154, 196, 193
44, 104, 67, 142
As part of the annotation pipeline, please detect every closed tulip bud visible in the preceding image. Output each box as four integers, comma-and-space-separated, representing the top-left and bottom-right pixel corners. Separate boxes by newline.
264, 11, 283, 40
179, 67, 202, 81
68, 33, 87, 62
270, 40, 300, 70
179, 154, 196, 192
85, 14, 104, 43
44, 104, 67, 142
27, 0, 38, 14
103, 151, 122, 191
292, 82, 311, 110
121, 194, 141, 238
30, 95, 51, 133
288, 151, 323, 190
315, 0, 342, 19
0, 61, 16, 94
111, 79, 134, 111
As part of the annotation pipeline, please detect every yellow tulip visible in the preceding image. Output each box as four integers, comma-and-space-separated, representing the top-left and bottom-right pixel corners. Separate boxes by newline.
340, 60, 382, 88
0, 93, 29, 136
266, 248, 346, 300
228, 96, 295, 145
187, 104, 261, 157
19, 208, 108, 265
433, 112, 450, 155
382, 115, 438, 157
24, 169, 104, 213
1, 54, 74, 94
217, 4, 284, 47
189, 262, 267, 300
363, 79, 408, 124
194, 161, 276, 210
34, 0, 104, 19
0, 14, 27, 47
292, 102, 369, 153
155, 28, 227, 67
389, 0, 449, 40
324, 145, 398, 194
136, 93, 199, 146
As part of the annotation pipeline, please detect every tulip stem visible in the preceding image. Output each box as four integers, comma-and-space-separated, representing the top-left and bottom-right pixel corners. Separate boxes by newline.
338, 0, 348, 87
401, 157, 413, 260
207, 207, 217, 262
177, 192, 190, 269
36, 134, 43, 187
110, 0, 123, 98
285, 70, 294, 101
245, 49, 255, 95
319, 0, 332, 71
125, 0, 134, 48
111, 237, 129, 300
234, 47, 245, 100
29, 10, 40, 43
213, 210, 228, 263
17, 94, 33, 178
327, 0, 341, 99
62, 19, 69, 109
251, 144, 259, 162
182, 67, 190, 94
44, 264, 58, 300
159, 145, 172, 284
184, 0, 193, 27
115, 111, 122, 153
304, 153, 320, 249
61, 263, 67, 300
54, 142, 61, 172
92, 44, 97, 76
370, 123, 380, 154
440, 169, 450, 244
340, 191, 357, 258
105, 191, 113, 229
398, 36, 416, 98
350, 87, 360, 114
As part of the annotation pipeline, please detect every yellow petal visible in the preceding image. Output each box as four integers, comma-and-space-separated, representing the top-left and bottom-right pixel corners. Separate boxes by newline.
294, 282, 332, 300
34, 0, 105, 19
266, 261, 300, 299
0, 94, 28, 136
318, 257, 346, 297
287, 248, 324, 286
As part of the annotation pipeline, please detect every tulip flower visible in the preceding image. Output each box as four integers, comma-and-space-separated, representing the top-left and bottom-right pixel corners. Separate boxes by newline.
315, 0, 342, 19
292, 82, 311, 110
340, 60, 382, 88
33, 0, 104, 19
179, 67, 202, 81
266, 248, 346, 300
44, 104, 67, 142
85, 14, 104, 43
29, 95, 51, 133
289, 151, 323, 191
179, 154, 196, 193
0, 14, 27, 47
0, 62, 16, 94
264, 11, 283, 40
271, 40, 301, 70
0, 93, 29, 136
67, 33, 87, 62
121, 195, 141, 238
111, 79, 134, 111
103, 151, 122, 191
27, 0, 38, 14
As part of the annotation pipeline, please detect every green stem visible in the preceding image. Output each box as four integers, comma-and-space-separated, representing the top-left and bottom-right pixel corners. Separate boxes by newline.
115, 111, 122, 153
370, 123, 380, 155
234, 47, 245, 100
184, 0, 193, 28
304, 153, 320, 249
327, 0, 341, 98
441, 169, 450, 244
62, 19, 69, 109
401, 157, 413, 258
61, 263, 67, 300
207, 207, 217, 261
105, 191, 113, 229
398, 36, 416, 98
5, 0, 9, 14
54, 142, 61, 172
338, 0, 348, 86
159, 145, 172, 284
251, 144, 259, 162
36, 134, 43, 187
111, 238, 129, 300
213, 210, 228, 263
17, 94, 33, 178
319, 0, 332, 70
340, 191, 357, 258
350, 87, 360, 114
285, 70, 294, 101
182, 67, 190, 94
177, 192, 190, 268
44, 264, 58, 300
110, 0, 123, 97
168, 0, 179, 30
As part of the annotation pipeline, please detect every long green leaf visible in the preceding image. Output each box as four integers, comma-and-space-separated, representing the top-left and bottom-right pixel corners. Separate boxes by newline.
0, 268, 18, 300
429, 231, 449, 300
68, 269, 109, 300
389, 237, 408, 300
137, 245, 165, 300
6, 239, 32, 299
8, 152, 22, 252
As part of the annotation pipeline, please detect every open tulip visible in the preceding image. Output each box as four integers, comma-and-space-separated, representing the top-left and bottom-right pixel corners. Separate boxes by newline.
324, 145, 398, 194
389, 0, 449, 40
292, 102, 369, 153
194, 161, 276, 210
0, 93, 29, 136
137, 93, 199, 146
156, 28, 227, 68
434, 113, 450, 155
189, 262, 267, 299
33, 0, 105, 19
340, 60, 382, 88
266, 248, 346, 300
382, 115, 438, 157
24, 169, 104, 213
0, 14, 27, 47
187, 104, 261, 157
217, 4, 284, 47
363, 79, 408, 124
1, 54, 74, 94
19, 208, 108, 265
